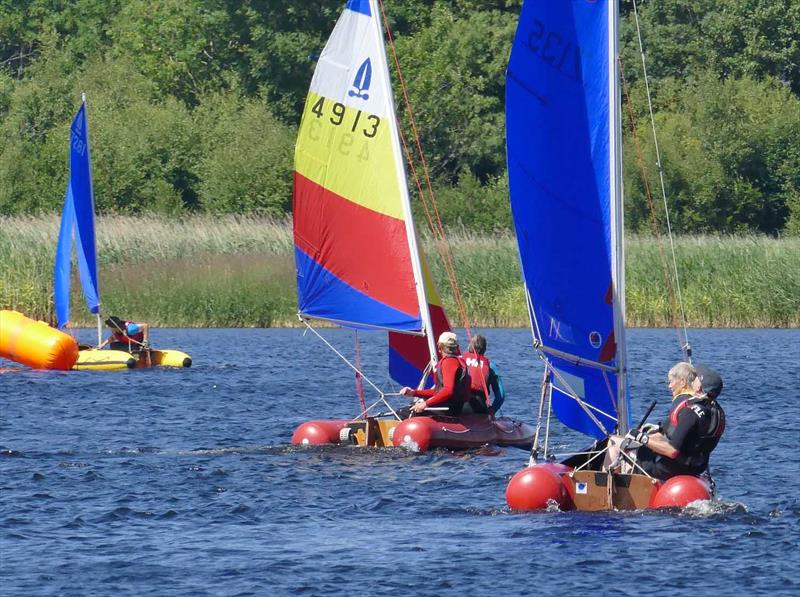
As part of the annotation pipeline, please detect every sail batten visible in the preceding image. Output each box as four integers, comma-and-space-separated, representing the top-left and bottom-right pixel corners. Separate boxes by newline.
507, 0, 630, 439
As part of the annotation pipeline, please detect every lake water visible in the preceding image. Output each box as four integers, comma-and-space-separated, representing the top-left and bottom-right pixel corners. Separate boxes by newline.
2, 328, 799, 596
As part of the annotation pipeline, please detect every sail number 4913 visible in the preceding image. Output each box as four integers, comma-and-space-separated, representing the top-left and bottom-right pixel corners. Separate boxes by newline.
310, 97, 380, 138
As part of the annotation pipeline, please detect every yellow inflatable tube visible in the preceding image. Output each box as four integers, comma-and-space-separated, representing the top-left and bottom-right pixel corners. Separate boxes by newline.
73, 348, 191, 370
147, 349, 192, 368
0, 310, 79, 370
74, 349, 136, 371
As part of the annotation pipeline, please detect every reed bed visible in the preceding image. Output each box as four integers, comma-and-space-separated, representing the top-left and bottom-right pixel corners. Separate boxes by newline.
1, 216, 797, 328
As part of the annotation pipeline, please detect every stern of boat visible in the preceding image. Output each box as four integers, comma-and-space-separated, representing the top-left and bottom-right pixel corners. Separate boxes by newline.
292, 417, 400, 447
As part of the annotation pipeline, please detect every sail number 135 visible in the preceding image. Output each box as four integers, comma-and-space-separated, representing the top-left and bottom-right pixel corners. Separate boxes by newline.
310, 97, 380, 138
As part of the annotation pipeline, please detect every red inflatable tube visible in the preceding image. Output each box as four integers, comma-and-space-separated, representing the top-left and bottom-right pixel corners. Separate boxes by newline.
506, 464, 712, 511
649, 475, 712, 508
391, 417, 434, 452
291, 420, 349, 445
506, 464, 574, 511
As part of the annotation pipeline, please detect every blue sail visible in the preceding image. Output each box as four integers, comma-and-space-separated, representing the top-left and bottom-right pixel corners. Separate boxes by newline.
54, 101, 100, 329
506, 0, 629, 439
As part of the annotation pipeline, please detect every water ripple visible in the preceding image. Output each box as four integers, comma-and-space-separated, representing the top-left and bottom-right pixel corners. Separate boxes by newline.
1, 328, 798, 596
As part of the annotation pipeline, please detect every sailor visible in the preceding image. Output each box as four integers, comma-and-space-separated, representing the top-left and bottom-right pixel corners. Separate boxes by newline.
630, 362, 726, 480
399, 331, 471, 416
461, 334, 506, 415
101, 315, 150, 352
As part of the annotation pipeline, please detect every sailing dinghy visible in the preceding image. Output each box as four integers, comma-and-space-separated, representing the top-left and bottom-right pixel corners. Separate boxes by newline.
53, 97, 191, 371
503, 1, 712, 510
291, 0, 534, 452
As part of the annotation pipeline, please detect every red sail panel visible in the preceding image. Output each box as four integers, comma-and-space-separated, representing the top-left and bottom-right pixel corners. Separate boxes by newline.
294, 172, 419, 319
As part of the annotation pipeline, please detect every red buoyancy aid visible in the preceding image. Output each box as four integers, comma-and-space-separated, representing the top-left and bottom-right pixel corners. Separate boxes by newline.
462, 352, 491, 398
433, 355, 472, 404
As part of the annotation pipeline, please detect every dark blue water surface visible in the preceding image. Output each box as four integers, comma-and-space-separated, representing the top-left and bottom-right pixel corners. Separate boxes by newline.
2, 328, 799, 596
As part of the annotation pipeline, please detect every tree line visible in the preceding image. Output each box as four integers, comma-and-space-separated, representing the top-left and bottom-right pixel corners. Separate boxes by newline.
1, 0, 798, 234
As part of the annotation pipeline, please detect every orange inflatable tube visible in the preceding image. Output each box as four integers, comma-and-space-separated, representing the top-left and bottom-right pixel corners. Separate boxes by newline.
0, 310, 79, 370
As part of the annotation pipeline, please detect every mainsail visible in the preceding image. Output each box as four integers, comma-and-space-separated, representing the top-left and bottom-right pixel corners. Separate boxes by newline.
54, 99, 100, 330
388, 253, 450, 388
506, 0, 629, 439
293, 0, 448, 387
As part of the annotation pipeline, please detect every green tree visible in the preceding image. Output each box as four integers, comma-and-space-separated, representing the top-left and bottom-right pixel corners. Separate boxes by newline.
194, 90, 294, 214
85, 59, 200, 213
0, 40, 81, 213
393, 6, 516, 183
1, 0, 122, 78
423, 168, 511, 232
109, 0, 236, 105
621, 0, 800, 96
624, 74, 800, 234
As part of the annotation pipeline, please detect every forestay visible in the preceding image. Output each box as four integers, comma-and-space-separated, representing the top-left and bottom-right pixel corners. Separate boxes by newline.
506, 0, 629, 438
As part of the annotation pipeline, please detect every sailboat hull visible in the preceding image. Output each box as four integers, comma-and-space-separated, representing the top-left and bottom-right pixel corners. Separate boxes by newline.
74, 348, 136, 370
292, 415, 535, 452
73, 348, 192, 371
506, 464, 712, 512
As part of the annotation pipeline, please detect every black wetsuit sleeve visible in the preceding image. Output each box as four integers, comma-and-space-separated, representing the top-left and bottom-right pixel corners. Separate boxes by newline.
666, 408, 698, 454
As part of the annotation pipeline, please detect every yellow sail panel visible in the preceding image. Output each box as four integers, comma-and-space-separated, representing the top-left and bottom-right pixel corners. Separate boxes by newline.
418, 247, 444, 308
295, 91, 403, 220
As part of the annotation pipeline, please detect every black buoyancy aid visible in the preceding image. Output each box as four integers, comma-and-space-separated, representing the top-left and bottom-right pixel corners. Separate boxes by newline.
463, 352, 491, 398
434, 355, 471, 402
662, 393, 726, 471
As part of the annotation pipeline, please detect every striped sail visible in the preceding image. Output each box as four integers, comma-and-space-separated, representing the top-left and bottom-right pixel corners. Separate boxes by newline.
506, 0, 629, 439
294, 0, 447, 385
54, 100, 100, 329
388, 252, 450, 388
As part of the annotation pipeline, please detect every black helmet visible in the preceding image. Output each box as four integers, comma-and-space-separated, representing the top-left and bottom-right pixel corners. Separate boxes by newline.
105, 315, 125, 331
695, 364, 723, 399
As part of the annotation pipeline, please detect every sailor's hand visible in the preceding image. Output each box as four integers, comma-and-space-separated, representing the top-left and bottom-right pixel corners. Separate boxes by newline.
624, 428, 649, 449
400, 386, 415, 397
641, 422, 660, 434
411, 399, 427, 413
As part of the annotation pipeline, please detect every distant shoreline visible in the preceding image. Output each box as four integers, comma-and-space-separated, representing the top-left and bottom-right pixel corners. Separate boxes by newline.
2, 215, 798, 329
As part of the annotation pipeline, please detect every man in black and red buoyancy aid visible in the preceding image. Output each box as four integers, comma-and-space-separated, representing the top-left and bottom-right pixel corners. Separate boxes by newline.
628, 362, 726, 480
400, 331, 471, 417
461, 334, 506, 415
102, 315, 150, 352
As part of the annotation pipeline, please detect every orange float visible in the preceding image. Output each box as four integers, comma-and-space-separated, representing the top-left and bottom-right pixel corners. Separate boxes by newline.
0, 310, 78, 370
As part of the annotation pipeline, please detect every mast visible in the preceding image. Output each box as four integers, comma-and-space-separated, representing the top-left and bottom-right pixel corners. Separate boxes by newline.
82, 92, 102, 347
608, 0, 628, 434
370, 0, 438, 368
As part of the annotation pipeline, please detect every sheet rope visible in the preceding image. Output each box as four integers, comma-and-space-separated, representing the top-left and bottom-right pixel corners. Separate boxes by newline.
628, 0, 692, 361
378, 0, 473, 341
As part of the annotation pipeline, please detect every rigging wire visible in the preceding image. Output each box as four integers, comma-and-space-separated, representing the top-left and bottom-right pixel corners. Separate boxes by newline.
619, 62, 685, 351
353, 330, 367, 414
630, 0, 692, 361
378, 0, 473, 340
300, 318, 387, 399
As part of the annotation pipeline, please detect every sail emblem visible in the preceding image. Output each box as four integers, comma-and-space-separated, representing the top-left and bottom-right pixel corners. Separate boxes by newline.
348, 58, 372, 100
73, 112, 84, 135
589, 331, 602, 349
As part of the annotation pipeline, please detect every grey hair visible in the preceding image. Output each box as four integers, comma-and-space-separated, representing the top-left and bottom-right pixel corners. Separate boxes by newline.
668, 362, 696, 385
